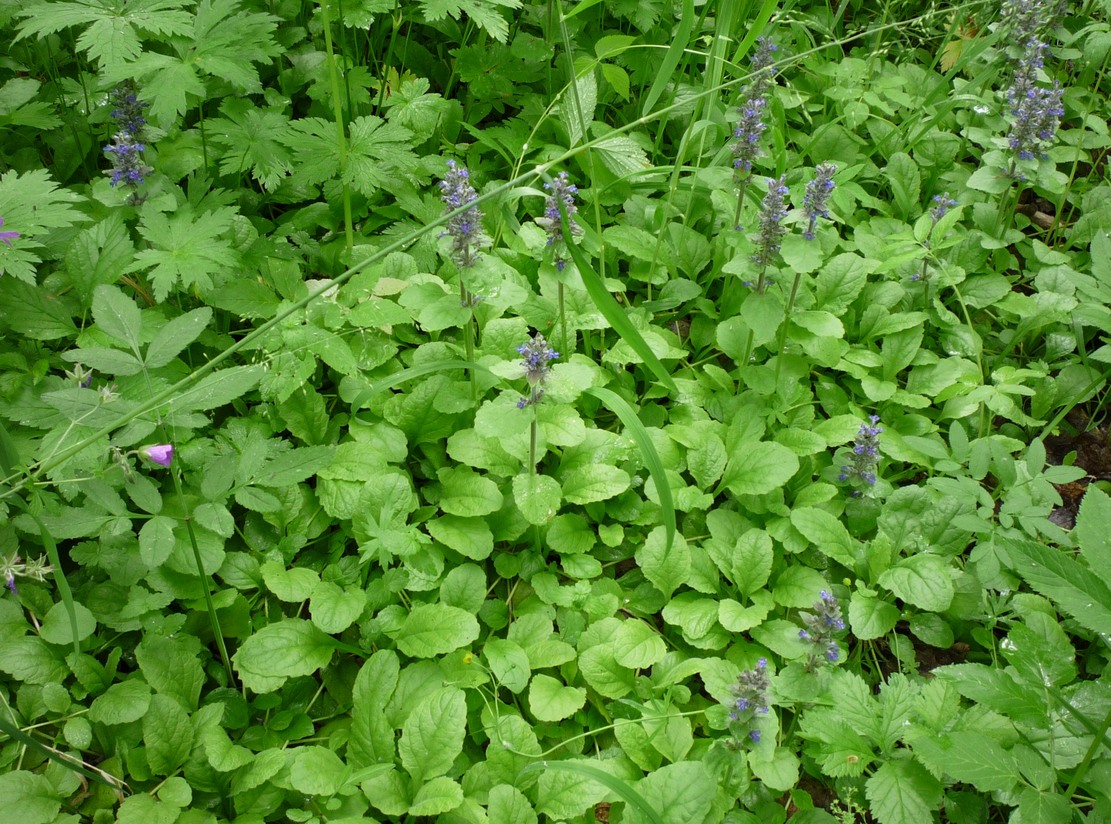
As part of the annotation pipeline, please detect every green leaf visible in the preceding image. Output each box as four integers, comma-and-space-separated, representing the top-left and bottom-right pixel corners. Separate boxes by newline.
625, 761, 713, 824
791, 508, 857, 570
513, 473, 562, 525
487, 784, 538, 824
848, 591, 900, 640
877, 554, 954, 612
911, 731, 1019, 793
636, 527, 690, 599
309, 581, 367, 634
135, 634, 204, 711
39, 601, 97, 646
144, 307, 212, 368
748, 747, 800, 793
585, 386, 676, 562
529, 759, 663, 824
1003, 537, 1111, 636
714, 528, 770, 596
639, 0, 693, 118
1015, 788, 1073, 824
398, 687, 467, 783
555, 190, 677, 395
529, 673, 586, 722
88, 679, 151, 725
865, 760, 942, 824
143, 694, 193, 775
426, 515, 494, 560
232, 618, 335, 693
92, 284, 142, 352
724, 441, 799, 496
0, 771, 61, 824
133, 206, 238, 302
409, 775, 463, 816
395, 603, 479, 658
349, 651, 399, 768
560, 463, 631, 504
260, 560, 320, 602
167, 365, 264, 414
63, 346, 144, 376
438, 466, 504, 516
419, 0, 523, 43
0, 168, 86, 284
1075, 485, 1111, 591
885, 152, 921, 218
613, 620, 667, 669
484, 639, 531, 693
289, 746, 347, 796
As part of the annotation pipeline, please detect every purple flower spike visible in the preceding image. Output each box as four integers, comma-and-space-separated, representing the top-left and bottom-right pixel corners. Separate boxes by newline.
140, 444, 174, 467
0, 217, 19, 247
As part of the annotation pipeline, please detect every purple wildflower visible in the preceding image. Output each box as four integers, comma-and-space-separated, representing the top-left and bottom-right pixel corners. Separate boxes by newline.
929, 193, 958, 223
750, 175, 790, 271
1006, 38, 1064, 162
439, 160, 484, 268
140, 444, 174, 467
799, 590, 846, 671
730, 37, 778, 175
517, 334, 558, 408
109, 80, 148, 137
801, 163, 837, 240
839, 415, 882, 486
541, 172, 581, 270
749, 729, 761, 744
0, 217, 18, 247
104, 133, 151, 187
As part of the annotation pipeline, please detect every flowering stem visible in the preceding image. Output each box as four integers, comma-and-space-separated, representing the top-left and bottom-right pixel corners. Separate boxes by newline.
168, 464, 237, 689
558, 283, 568, 364
529, 409, 538, 476
773, 270, 804, 387
319, 0, 354, 255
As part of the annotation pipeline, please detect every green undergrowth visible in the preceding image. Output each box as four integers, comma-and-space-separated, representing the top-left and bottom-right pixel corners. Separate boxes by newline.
0, 0, 1110, 822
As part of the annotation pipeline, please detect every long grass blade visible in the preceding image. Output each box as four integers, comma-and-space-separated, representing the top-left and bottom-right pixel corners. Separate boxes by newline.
585, 386, 675, 556
554, 189, 679, 397
519, 759, 666, 824
640, 0, 695, 119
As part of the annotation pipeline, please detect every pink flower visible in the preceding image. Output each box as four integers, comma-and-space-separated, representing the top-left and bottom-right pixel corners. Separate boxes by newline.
140, 444, 173, 467
0, 217, 19, 247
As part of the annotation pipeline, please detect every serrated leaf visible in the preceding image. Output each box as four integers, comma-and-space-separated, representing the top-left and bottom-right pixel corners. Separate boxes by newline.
911, 731, 1019, 792
637, 527, 690, 599
613, 620, 666, 669
865, 760, 942, 824
144, 307, 212, 368
289, 746, 346, 796
724, 441, 799, 496
1004, 537, 1111, 636
92, 284, 142, 352
0, 771, 61, 823
418, 0, 523, 43
143, 694, 192, 775
624, 761, 713, 824
1075, 485, 1111, 591
399, 687, 466, 783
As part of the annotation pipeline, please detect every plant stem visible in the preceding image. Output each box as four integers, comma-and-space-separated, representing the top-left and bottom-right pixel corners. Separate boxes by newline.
169, 464, 236, 688
319, 0, 355, 255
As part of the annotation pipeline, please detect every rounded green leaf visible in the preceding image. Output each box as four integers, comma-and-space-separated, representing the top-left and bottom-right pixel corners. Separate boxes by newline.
232, 618, 335, 693
395, 603, 479, 658
310, 581, 368, 634
399, 687, 467, 784
613, 620, 666, 669
513, 473, 562, 525
560, 464, 630, 504
529, 673, 586, 722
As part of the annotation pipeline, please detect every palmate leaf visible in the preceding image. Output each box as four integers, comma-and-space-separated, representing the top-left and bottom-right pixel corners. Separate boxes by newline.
419, 0, 523, 43
281, 116, 419, 198
0, 169, 85, 284
209, 102, 293, 190
15, 0, 194, 75
101, 0, 280, 126
131, 205, 239, 301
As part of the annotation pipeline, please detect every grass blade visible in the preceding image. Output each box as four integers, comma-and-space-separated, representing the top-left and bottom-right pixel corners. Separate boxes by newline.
520, 759, 666, 824
640, 0, 695, 119
585, 386, 675, 557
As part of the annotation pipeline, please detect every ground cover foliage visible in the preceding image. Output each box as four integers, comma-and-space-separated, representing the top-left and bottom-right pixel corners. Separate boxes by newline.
1, 0, 1111, 820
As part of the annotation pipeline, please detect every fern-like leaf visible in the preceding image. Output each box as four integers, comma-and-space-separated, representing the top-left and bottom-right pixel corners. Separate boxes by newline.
131, 205, 239, 302
0, 169, 86, 284
15, 0, 194, 75
419, 0, 522, 43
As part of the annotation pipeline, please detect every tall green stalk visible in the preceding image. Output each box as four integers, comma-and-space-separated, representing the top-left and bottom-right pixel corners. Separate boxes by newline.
319, 0, 355, 255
